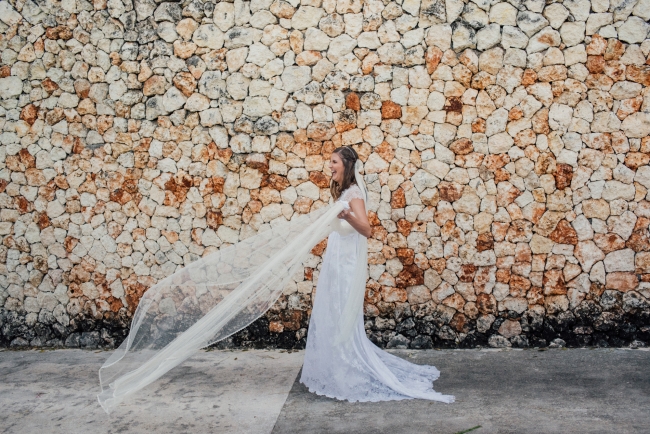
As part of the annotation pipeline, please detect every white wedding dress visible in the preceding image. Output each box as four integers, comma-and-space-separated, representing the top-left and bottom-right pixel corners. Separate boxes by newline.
98, 171, 453, 414
300, 184, 455, 404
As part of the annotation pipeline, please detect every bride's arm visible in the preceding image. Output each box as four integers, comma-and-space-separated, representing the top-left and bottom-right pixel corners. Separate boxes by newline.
337, 198, 372, 238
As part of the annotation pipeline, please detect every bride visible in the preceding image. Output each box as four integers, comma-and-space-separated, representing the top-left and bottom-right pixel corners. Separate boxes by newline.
97, 146, 453, 414
300, 146, 454, 403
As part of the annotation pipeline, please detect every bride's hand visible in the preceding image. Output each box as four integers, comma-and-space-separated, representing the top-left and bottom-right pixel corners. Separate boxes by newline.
337, 208, 352, 220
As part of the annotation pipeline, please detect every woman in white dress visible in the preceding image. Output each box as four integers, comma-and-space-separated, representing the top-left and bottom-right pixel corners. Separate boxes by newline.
300, 146, 455, 404
98, 146, 453, 414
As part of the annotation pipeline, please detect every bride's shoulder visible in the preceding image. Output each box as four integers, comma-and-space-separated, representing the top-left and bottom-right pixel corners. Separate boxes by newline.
341, 183, 364, 201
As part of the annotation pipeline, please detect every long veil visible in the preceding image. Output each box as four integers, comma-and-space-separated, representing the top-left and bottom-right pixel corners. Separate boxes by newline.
97, 199, 350, 414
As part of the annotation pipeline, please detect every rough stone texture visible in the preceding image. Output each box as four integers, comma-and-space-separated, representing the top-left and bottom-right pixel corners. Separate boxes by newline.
0, 0, 649, 351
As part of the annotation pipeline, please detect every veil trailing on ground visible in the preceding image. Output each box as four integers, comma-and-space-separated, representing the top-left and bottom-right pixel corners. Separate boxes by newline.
98, 199, 351, 414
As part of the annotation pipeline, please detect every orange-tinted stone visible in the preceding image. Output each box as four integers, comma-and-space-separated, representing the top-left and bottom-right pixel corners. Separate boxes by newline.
381, 101, 402, 119
476, 233, 494, 252
173, 72, 197, 97
521, 68, 537, 86
345, 92, 360, 111
449, 138, 473, 155
586, 56, 605, 74
438, 182, 463, 202
627, 65, 650, 86
586, 34, 607, 55
476, 293, 497, 314
594, 233, 627, 254
625, 152, 650, 170
543, 269, 566, 295
391, 187, 406, 208
425, 46, 443, 74
605, 272, 638, 292
549, 220, 578, 245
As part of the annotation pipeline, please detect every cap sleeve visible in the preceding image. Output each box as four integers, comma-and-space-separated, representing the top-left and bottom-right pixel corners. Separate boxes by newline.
340, 184, 365, 202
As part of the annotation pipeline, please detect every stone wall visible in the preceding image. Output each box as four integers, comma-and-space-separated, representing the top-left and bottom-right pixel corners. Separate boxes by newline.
1, 0, 650, 350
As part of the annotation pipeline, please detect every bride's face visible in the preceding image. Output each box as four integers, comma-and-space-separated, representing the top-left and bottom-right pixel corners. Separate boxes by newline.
329, 152, 345, 184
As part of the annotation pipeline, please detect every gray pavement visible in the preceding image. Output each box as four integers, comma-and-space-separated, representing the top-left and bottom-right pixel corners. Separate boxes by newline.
0, 348, 304, 434
1, 347, 649, 434
274, 348, 650, 434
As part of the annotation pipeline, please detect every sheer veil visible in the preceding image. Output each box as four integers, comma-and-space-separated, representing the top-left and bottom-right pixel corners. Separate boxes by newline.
98, 199, 350, 414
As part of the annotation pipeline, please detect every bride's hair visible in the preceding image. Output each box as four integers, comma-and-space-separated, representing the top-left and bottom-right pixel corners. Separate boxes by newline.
330, 146, 358, 200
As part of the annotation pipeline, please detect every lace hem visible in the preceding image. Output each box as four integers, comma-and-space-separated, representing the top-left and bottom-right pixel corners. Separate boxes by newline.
300, 380, 415, 403
300, 377, 455, 404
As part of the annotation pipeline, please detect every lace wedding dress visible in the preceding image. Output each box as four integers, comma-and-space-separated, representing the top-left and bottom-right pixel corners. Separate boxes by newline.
300, 184, 455, 404
98, 163, 453, 414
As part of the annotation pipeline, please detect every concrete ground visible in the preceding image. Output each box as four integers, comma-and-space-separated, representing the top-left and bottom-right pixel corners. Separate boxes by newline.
0, 348, 304, 434
1, 347, 648, 434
